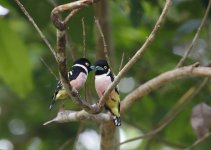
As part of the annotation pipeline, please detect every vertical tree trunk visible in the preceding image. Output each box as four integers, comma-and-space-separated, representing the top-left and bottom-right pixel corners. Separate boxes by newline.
95, 1, 118, 150
95, 0, 114, 63
100, 122, 119, 150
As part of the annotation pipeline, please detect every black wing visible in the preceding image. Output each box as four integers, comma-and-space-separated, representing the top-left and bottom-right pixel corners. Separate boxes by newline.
53, 70, 72, 98
52, 70, 72, 99
68, 69, 79, 81
52, 80, 63, 100
49, 80, 63, 110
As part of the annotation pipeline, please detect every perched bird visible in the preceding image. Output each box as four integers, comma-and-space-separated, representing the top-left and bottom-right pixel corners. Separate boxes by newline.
49, 58, 93, 110
93, 60, 121, 126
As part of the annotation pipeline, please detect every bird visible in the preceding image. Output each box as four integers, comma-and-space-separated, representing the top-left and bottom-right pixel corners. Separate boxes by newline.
49, 58, 93, 110
93, 59, 121, 126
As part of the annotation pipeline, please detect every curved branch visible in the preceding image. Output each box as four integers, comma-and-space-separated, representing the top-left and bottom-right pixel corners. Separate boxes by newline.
121, 64, 211, 113
43, 110, 111, 125
97, 0, 172, 109
51, 0, 100, 30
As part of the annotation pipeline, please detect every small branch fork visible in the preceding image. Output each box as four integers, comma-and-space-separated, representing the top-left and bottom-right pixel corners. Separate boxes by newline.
51, 0, 100, 30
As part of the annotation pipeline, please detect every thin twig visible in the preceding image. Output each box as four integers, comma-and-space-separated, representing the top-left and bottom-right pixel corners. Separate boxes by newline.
94, 17, 114, 73
65, 9, 80, 24
82, 18, 86, 57
59, 138, 72, 150
97, 0, 172, 109
39, 57, 58, 80
15, 0, 55, 56
82, 17, 87, 101
51, 0, 100, 30
118, 52, 125, 72
154, 137, 186, 149
120, 78, 208, 146
122, 120, 186, 149
185, 132, 211, 150
66, 35, 77, 61
157, 78, 208, 127
48, 0, 77, 62
176, 0, 211, 68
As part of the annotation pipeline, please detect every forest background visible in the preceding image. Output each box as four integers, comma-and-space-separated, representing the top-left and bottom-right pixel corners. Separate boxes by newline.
0, 0, 211, 150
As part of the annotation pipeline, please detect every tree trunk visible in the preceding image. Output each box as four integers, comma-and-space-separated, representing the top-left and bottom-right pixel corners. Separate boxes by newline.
95, 0, 114, 63
95, 1, 118, 149
100, 121, 119, 150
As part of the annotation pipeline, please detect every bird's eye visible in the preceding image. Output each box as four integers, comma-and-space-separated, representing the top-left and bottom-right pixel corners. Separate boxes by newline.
85, 62, 89, 66
104, 66, 107, 69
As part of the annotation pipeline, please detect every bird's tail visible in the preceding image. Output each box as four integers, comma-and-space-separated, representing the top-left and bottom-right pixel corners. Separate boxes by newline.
49, 95, 56, 110
113, 116, 121, 126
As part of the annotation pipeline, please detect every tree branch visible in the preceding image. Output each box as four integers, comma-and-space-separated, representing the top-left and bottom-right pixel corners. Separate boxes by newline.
15, 0, 55, 56
118, 52, 125, 72
95, 17, 114, 73
82, 17, 86, 57
176, 0, 211, 68
97, 0, 172, 109
100, 122, 118, 150
39, 57, 59, 80
121, 64, 211, 113
51, 0, 100, 30
43, 110, 111, 125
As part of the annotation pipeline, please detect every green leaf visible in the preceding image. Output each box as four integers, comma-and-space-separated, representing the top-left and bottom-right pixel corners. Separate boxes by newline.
0, 19, 33, 98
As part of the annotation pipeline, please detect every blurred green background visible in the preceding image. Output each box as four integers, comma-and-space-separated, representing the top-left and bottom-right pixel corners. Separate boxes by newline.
0, 0, 211, 149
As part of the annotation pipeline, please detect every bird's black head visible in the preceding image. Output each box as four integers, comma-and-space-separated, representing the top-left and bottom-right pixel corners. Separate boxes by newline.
72, 58, 92, 73
94, 59, 110, 75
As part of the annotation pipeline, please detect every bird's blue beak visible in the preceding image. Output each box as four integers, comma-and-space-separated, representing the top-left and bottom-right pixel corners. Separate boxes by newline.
90, 66, 103, 71
90, 66, 95, 70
